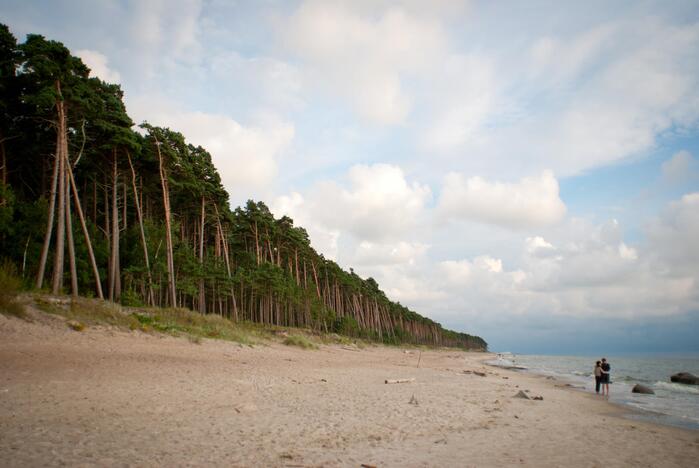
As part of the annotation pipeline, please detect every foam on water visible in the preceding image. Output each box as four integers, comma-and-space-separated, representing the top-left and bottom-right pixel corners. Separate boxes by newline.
655, 381, 699, 395
487, 353, 699, 430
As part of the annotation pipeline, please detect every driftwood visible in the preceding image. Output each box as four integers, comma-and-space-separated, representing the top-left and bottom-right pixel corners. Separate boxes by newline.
385, 378, 415, 384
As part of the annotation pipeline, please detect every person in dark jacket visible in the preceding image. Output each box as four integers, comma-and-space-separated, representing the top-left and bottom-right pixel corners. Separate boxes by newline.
600, 358, 611, 396
594, 361, 603, 394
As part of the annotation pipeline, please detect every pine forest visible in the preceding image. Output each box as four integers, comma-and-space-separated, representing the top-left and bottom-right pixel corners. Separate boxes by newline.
0, 25, 486, 350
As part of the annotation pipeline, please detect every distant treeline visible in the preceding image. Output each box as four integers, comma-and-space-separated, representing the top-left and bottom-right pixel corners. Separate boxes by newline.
0, 24, 486, 350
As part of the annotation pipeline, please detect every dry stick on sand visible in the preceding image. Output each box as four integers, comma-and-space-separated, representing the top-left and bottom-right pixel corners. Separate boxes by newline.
417, 350, 422, 368
385, 378, 415, 384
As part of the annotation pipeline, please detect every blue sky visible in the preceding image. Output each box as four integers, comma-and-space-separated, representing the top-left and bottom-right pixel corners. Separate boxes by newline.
2, 0, 698, 354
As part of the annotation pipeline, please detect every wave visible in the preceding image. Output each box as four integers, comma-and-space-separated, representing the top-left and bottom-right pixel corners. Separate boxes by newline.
485, 357, 528, 370
654, 381, 699, 395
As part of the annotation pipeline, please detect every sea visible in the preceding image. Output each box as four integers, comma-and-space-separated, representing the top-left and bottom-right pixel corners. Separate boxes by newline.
486, 353, 699, 430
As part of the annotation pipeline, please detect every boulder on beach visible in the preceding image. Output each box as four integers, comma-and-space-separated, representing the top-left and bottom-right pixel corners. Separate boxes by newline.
670, 372, 699, 385
631, 384, 654, 395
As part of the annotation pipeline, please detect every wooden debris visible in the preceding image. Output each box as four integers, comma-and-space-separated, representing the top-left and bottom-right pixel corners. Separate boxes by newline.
385, 378, 415, 384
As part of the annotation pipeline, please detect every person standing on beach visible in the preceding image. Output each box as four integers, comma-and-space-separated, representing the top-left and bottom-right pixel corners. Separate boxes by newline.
594, 361, 602, 394
600, 358, 611, 396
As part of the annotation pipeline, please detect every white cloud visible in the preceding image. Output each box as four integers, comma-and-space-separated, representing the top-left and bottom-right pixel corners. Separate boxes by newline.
271, 192, 340, 260
535, 20, 699, 175
437, 170, 566, 228
525, 236, 558, 260
353, 241, 429, 267
307, 163, 431, 241
647, 192, 699, 275
75, 49, 121, 83
280, 0, 448, 124
128, 0, 203, 61
127, 96, 294, 204
421, 54, 499, 151
272, 163, 431, 262
662, 150, 696, 184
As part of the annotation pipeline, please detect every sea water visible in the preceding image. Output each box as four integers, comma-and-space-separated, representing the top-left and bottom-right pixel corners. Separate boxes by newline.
486, 353, 699, 430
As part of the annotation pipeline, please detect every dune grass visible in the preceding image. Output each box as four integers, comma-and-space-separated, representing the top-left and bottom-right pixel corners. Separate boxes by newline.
12, 289, 368, 351
0, 261, 27, 319
283, 334, 318, 349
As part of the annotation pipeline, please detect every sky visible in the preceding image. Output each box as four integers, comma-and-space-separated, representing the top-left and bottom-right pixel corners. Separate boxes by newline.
2, 0, 699, 354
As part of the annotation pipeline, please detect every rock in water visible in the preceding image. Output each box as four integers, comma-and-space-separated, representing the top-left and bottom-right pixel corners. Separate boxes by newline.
513, 390, 530, 399
670, 372, 699, 385
632, 384, 655, 394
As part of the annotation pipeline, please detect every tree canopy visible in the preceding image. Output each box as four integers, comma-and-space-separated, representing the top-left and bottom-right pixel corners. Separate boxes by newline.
0, 24, 486, 350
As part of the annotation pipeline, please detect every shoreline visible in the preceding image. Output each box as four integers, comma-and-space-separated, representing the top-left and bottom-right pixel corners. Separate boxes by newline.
2, 312, 698, 467
485, 354, 699, 431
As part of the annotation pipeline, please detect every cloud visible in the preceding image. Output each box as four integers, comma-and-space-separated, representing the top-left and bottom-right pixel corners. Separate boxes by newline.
75, 49, 121, 83
533, 20, 699, 175
662, 150, 696, 184
352, 241, 429, 267
420, 54, 499, 151
646, 192, 699, 275
127, 95, 294, 204
525, 236, 557, 258
280, 0, 448, 124
272, 163, 431, 262
437, 170, 566, 228
128, 0, 203, 62
271, 192, 340, 259
307, 163, 431, 241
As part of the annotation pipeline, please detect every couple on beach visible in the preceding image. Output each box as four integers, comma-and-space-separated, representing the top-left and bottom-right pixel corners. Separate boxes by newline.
594, 358, 611, 396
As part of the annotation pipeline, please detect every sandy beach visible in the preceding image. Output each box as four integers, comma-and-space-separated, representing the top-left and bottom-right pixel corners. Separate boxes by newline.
1, 311, 698, 468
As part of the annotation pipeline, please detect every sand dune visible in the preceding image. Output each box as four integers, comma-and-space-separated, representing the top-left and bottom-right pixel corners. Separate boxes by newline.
1, 312, 698, 467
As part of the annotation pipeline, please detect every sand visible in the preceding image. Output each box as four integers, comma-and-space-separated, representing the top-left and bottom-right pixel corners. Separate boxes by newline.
1, 311, 698, 467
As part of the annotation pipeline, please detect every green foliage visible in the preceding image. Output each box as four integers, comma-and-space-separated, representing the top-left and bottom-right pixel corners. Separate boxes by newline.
0, 22, 487, 351
0, 260, 25, 318
332, 316, 359, 336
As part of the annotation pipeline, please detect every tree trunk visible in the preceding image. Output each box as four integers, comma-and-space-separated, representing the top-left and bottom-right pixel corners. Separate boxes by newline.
67, 161, 103, 299
126, 150, 153, 305
213, 203, 238, 320
65, 155, 78, 297
51, 91, 67, 295
109, 149, 120, 301
198, 196, 206, 314
155, 135, 177, 308
253, 221, 261, 265
36, 144, 59, 289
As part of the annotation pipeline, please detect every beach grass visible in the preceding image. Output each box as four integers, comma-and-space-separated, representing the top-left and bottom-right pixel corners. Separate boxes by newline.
0, 262, 27, 319
283, 334, 319, 349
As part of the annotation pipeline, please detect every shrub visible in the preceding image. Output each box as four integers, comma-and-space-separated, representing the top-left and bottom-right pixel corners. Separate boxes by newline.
0, 260, 26, 319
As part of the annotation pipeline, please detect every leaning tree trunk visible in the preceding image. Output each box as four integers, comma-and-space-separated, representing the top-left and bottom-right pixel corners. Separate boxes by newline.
213, 203, 237, 320
67, 160, 103, 299
155, 136, 177, 308
51, 92, 67, 295
126, 150, 153, 305
65, 153, 78, 297
35, 141, 60, 289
